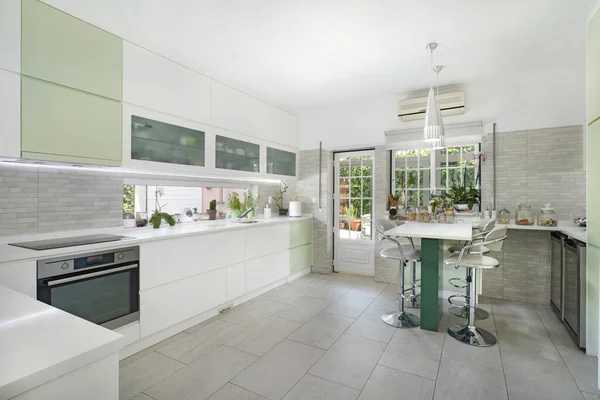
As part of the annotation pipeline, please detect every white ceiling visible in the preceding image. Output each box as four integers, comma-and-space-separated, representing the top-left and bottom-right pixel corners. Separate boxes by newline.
44, 0, 595, 111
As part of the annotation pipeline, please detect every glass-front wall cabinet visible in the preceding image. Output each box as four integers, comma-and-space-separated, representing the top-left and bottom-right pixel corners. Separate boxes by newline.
131, 115, 205, 167
215, 135, 260, 173
267, 147, 296, 176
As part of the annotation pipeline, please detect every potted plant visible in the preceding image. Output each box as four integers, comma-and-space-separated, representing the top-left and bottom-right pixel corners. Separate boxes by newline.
149, 187, 176, 229
289, 196, 301, 217
273, 182, 289, 216
442, 186, 480, 212
243, 191, 260, 218
349, 204, 362, 231
207, 199, 217, 220
227, 192, 243, 218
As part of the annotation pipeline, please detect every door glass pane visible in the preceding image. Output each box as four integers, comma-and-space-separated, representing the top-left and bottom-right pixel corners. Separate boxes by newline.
131, 115, 205, 166
267, 147, 296, 176
339, 219, 350, 239
340, 164, 350, 177
339, 179, 350, 199
339, 200, 349, 218
362, 199, 372, 218
407, 170, 418, 189
363, 177, 372, 197
216, 135, 260, 172
362, 157, 372, 176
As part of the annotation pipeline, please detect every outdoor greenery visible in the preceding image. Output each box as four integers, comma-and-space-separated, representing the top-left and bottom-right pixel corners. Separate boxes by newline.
123, 184, 135, 213
227, 192, 243, 212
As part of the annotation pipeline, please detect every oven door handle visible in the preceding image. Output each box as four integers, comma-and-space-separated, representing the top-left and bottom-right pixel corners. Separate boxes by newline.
46, 264, 138, 286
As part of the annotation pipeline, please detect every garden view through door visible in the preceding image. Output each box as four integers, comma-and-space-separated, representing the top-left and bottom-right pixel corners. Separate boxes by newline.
334, 151, 374, 276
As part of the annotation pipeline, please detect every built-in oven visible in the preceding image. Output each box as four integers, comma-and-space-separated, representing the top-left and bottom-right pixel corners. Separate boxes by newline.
37, 247, 139, 330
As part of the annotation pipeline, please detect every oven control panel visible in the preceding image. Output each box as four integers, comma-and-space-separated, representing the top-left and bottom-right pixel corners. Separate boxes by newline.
37, 247, 140, 279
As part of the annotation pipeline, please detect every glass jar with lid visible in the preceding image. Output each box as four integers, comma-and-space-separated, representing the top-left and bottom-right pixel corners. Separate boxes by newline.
538, 203, 558, 227
498, 207, 511, 224
515, 204, 534, 225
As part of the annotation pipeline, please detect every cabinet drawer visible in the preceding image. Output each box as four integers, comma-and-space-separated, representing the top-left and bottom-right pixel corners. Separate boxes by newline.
290, 243, 312, 275
21, 0, 122, 100
588, 121, 600, 246
227, 262, 246, 301
246, 250, 290, 292
290, 220, 312, 248
21, 77, 122, 165
245, 224, 290, 260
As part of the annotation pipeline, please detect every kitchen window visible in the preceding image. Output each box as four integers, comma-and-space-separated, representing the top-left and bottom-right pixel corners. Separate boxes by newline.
391, 145, 479, 207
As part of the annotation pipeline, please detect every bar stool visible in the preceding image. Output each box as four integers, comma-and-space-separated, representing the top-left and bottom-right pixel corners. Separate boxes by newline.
446, 227, 507, 346
375, 219, 420, 328
446, 219, 496, 320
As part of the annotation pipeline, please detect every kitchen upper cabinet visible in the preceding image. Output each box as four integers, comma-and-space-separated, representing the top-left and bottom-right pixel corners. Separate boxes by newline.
0, 70, 20, 158
21, 77, 122, 165
123, 42, 211, 123
210, 81, 299, 148
215, 134, 261, 173
589, 8, 600, 124
21, 0, 122, 101
588, 120, 600, 247
0, 0, 20, 73
267, 147, 297, 177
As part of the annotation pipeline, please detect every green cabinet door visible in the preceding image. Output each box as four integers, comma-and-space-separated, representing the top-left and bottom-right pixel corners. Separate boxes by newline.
588, 121, 600, 246
589, 9, 600, 124
290, 244, 312, 275
21, 77, 122, 165
587, 244, 600, 354
21, 0, 122, 100
290, 220, 313, 248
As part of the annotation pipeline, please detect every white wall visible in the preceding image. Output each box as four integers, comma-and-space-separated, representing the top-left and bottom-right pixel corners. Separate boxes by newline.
298, 65, 586, 150
146, 186, 203, 215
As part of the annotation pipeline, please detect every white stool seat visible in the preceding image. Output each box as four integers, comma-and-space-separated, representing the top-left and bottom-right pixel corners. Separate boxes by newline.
380, 246, 421, 262
445, 254, 499, 269
447, 244, 490, 255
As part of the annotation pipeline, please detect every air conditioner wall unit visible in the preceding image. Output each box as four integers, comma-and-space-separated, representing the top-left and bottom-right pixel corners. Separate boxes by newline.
398, 91, 465, 121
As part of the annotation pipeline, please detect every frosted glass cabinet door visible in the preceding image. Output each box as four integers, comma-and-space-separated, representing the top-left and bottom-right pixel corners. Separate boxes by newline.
267, 147, 297, 176
215, 135, 260, 173
131, 115, 205, 167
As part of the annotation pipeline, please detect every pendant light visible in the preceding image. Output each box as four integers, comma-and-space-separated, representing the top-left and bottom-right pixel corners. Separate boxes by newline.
431, 64, 446, 150
423, 43, 445, 142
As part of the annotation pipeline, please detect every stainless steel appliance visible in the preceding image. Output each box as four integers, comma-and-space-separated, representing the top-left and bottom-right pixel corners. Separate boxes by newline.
10, 234, 134, 251
37, 247, 139, 330
550, 231, 566, 318
564, 238, 587, 348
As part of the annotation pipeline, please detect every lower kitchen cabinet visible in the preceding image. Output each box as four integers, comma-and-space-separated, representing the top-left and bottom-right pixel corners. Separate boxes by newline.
588, 121, 600, 247
227, 262, 246, 301
290, 220, 312, 248
246, 224, 291, 260
587, 244, 600, 355
246, 250, 290, 293
290, 243, 312, 275
140, 268, 227, 338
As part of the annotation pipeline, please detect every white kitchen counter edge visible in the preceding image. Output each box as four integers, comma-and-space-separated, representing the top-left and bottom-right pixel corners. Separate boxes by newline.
0, 285, 124, 399
497, 220, 587, 243
0, 215, 313, 264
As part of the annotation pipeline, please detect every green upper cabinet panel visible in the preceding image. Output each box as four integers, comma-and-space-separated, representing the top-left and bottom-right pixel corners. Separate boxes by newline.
21, 0, 122, 100
589, 8, 600, 124
588, 120, 600, 247
290, 220, 313, 248
21, 77, 122, 166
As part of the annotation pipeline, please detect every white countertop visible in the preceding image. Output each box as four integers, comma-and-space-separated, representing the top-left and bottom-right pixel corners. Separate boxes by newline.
497, 220, 587, 243
385, 221, 473, 241
0, 215, 313, 264
0, 285, 124, 399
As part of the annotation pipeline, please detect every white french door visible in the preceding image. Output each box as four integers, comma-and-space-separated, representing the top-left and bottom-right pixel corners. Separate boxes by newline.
334, 151, 375, 276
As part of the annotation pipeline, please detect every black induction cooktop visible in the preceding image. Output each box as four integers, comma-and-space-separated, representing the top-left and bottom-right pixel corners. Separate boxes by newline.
9, 234, 135, 251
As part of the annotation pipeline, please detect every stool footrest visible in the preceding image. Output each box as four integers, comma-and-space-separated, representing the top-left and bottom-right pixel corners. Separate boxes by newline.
448, 277, 467, 289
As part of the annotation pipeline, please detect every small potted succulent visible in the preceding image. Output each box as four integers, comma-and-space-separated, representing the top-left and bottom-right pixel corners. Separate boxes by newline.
207, 199, 217, 220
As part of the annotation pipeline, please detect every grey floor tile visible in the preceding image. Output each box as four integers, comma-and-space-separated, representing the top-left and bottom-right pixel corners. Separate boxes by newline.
346, 307, 396, 343
583, 392, 600, 400
157, 320, 246, 364
557, 344, 600, 394
273, 297, 331, 323
119, 352, 185, 400
491, 298, 539, 322
283, 374, 359, 400
146, 346, 257, 400
358, 365, 434, 400
226, 316, 302, 356
305, 281, 353, 301
208, 383, 268, 400
288, 311, 355, 349
120, 331, 190, 367
323, 292, 374, 318
498, 328, 562, 362
347, 279, 388, 298
309, 333, 386, 390
185, 313, 224, 333
221, 299, 288, 327
446, 311, 497, 334
131, 394, 154, 400
291, 273, 331, 288
443, 331, 503, 371
232, 339, 324, 400
502, 351, 583, 400
326, 273, 366, 285
261, 283, 313, 304
537, 309, 578, 347
367, 288, 397, 312
434, 357, 508, 400
378, 327, 444, 380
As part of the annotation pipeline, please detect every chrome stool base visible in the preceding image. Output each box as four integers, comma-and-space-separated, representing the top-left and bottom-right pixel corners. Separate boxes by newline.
448, 306, 489, 320
405, 296, 421, 309
448, 324, 497, 347
382, 311, 420, 328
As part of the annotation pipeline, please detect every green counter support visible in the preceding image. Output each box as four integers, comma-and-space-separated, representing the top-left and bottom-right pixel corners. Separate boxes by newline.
420, 238, 443, 331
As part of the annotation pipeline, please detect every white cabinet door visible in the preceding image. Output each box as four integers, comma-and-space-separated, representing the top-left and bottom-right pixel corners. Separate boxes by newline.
226, 230, 246, 266
0, 260, 36, 297
0, 69, 20, 158
245, 224, 291, 261
140, 268, 227, 337
246, 250, 290, 293
0, 0, 20, 73
139, 233, 227, 290
227, 262, 246, 301
123, 42, 211, 124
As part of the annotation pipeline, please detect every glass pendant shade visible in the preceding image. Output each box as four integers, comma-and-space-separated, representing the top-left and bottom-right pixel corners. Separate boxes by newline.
423, 87, 444, 142
430, 108, 446, 149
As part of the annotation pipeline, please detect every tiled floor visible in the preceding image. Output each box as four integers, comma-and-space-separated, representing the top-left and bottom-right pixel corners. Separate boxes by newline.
120, 273, 599, 400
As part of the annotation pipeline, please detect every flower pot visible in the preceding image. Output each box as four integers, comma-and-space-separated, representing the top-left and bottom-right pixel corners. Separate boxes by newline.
278, 208, 288, 216
340, 221, 348, 229
289, 201, 302, 217
207, 209, 217, 220
454, 203, 470, 212
350, 219, 362, 231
